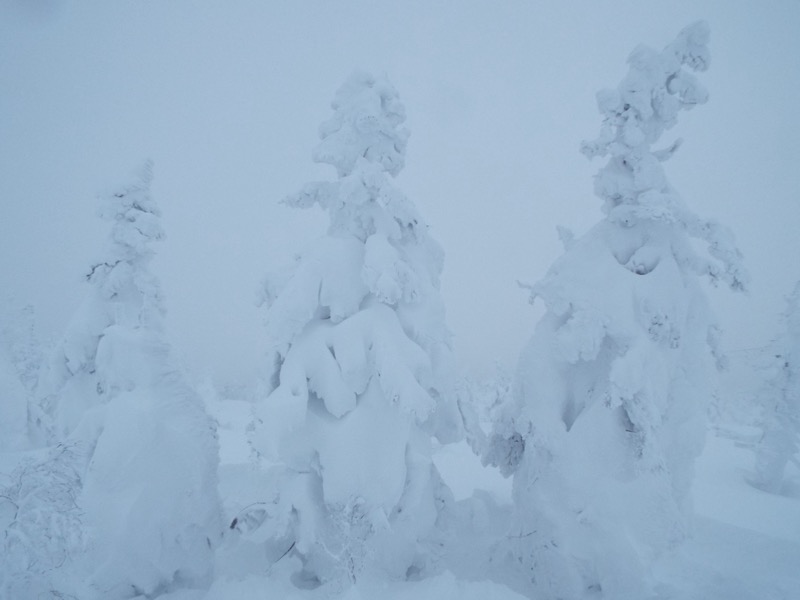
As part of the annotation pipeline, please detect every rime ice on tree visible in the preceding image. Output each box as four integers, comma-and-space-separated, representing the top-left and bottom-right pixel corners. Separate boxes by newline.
28, 164, 221, 598
37, 161, 165, 441
0, 303, 41, 450
752, 282, 800, 493
251, 72, 460, 587
492, 22, 747, 598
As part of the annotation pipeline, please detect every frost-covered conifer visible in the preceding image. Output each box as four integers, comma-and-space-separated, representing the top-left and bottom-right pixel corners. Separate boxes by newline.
30, 163, 221, 598
38, 161, 166, 442
752, 282, 800, 493
251, 72, 460, 587
0, 303, 40, 450
491, 22, 747, 598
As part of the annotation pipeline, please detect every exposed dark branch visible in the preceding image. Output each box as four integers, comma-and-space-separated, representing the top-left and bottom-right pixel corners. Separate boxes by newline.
85, 260, 121, 281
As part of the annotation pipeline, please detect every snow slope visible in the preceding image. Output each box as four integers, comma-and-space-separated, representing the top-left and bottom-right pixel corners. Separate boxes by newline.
652, 430, 800, 600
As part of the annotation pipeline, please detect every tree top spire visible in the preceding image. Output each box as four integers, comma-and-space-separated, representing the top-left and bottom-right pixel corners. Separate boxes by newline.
580, 21, 711, 216
312, 71, 409, 178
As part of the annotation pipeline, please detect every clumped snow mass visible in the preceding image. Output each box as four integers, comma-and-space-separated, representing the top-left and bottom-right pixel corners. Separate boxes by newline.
1, 21, 798, 600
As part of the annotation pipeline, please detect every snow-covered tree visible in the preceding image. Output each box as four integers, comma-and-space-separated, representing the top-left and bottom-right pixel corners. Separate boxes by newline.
37, 161, 166, 443
752, 282, 800, 493
250, 71, 461, 588
0, 302, 45, 449
24, 163, 221, 598
489, 22, 747, 598
0, 443, 86, 598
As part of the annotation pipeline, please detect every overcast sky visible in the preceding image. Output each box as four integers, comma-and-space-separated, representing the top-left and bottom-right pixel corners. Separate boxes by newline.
2, 1, 799, 385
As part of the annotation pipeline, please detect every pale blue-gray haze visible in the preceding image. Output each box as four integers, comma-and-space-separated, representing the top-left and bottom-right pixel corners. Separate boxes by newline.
2, 0, 799, 385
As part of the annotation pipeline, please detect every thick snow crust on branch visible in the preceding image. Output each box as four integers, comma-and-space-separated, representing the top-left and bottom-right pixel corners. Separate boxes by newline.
252, 72, 460, 587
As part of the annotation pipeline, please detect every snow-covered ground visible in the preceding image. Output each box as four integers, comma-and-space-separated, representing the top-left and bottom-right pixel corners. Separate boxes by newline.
202, 393, 800, 600
652, 429, 800, 600
2, 16, 797, 597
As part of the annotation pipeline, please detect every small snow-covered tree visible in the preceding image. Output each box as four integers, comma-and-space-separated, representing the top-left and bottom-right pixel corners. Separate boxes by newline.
490, 22, 747, 598
752, 282, 800, 493
0, 443, 86, 598
28, 163, 221, 598
0, 302, 44, 448
251, 72, 460, 588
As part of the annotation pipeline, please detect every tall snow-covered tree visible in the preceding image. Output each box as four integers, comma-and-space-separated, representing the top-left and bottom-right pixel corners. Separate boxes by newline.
23, 163, 221, 599
489, 22, 747, 598
38, 161, 166, 443
752, 281, 800, 493
251, 71, 461, 588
